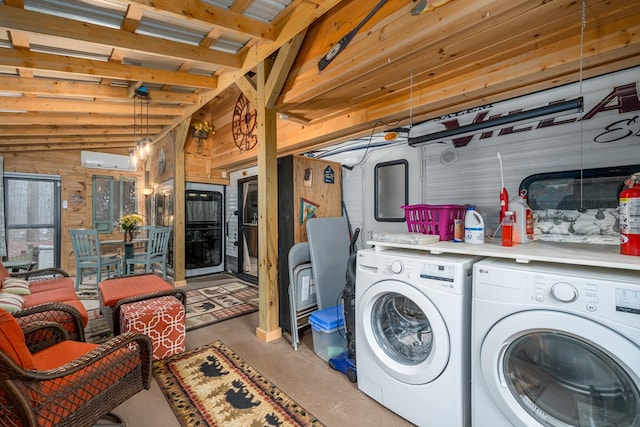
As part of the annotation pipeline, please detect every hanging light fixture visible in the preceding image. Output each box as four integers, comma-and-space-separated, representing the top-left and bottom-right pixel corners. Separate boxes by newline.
131, 85, 151, 166
129, 147, 138, 169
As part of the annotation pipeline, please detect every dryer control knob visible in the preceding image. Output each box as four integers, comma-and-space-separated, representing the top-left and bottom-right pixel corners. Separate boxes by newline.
390, 260, 404, 274
551, 282, 578, 303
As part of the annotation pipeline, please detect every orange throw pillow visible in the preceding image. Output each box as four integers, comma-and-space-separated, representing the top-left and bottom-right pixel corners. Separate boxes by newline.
0, 307, 36, 370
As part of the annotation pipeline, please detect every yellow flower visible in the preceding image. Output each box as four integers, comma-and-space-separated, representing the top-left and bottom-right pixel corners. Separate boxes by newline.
191, 121, 214, 133
116, 214, 143, 231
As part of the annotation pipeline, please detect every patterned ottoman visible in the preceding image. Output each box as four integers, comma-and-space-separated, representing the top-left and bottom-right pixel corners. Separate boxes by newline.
119, 296, 185, 360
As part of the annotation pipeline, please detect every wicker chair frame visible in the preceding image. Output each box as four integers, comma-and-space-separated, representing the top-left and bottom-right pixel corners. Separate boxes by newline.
0, 318, 152, 427
9, 267, 86, 342
9, 267, 70, 283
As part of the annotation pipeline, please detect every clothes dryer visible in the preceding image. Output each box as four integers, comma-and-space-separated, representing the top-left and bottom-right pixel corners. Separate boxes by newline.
355, 248, 483, 427
472, 258, 640, 427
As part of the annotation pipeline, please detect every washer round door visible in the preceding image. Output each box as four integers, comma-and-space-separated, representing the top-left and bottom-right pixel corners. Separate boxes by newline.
358, 279, 449, 385
480, 310, 640, 427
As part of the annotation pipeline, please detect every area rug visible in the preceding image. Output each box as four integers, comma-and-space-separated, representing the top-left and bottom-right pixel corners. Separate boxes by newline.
185, 282, 258, 331
76, 284, 99, 300
80, 281, 259, 343
84, 308, 112, 344
153, 340, 324, 427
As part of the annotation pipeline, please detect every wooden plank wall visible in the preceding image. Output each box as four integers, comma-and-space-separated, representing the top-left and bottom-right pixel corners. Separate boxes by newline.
2, 150, 143, 274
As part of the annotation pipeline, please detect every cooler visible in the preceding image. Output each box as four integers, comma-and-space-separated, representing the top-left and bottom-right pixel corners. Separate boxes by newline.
308, 304, 346, 362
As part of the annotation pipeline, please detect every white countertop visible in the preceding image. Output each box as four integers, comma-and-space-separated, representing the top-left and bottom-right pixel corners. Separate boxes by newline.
367, 239, 640, 271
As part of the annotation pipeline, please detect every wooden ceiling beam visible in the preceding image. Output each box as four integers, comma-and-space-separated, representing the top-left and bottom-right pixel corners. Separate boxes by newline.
0, 49, 218, 89
0, 135, 138, 145
126, 0, 275, 41
0, 97, 185, 115
265, 30, 307, 109
0, 5, 241, 68
0, 76, 198, 104
235, 74, 257, 106
8, 29, 30, 49
3, 0, 23, 7
0, 114, 174, 126
0, 142, 133, 152
0, 126, 163, 137
122, 4, 145, 33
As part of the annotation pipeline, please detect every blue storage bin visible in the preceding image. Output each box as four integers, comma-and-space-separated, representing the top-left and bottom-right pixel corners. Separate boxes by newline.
308, 305, 346, 362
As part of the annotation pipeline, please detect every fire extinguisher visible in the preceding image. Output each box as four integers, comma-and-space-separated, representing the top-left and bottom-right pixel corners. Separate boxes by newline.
619, 172, 640, 256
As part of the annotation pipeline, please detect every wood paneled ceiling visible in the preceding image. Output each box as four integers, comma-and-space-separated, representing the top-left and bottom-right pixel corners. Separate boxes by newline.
0, 0, 638, 168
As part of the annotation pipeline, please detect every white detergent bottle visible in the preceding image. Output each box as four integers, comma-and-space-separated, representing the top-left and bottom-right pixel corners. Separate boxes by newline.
464, 206, 485, 244
511, 190, 535, 243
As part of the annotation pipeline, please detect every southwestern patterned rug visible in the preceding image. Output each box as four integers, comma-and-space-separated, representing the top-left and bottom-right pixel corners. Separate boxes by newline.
153, 340, 324, 427
185, 281, 258, 331
80, 280, 259, 343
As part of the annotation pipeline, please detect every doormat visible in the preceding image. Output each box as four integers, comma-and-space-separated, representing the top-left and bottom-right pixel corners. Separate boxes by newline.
185, 282, 258, 331
153, 340, 325, 427
81, 281, 259, 343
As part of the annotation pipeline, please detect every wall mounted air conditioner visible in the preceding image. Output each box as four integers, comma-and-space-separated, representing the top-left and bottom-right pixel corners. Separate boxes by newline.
80, 151, 136, 172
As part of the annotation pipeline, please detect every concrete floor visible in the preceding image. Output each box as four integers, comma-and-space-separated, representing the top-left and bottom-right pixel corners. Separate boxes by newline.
110, 310, 414, 427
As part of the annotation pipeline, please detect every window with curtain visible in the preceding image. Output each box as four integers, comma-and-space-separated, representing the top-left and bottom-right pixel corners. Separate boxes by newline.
92, 175, 137, 233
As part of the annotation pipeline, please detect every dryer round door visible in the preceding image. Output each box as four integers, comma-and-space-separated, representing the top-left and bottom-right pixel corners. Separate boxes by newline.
358, 279, 450, 385
480, 310, 640, 427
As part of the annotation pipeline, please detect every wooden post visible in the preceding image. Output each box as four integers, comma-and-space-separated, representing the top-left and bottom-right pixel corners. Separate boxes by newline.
255, 57, 282, 343
173, 118, 189, 288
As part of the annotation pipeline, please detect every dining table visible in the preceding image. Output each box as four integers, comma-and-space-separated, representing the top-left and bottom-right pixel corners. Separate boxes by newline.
100, 238, 148, 274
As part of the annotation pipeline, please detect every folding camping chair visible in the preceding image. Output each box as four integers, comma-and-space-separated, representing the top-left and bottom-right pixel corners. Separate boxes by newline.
287, 242, 317, 350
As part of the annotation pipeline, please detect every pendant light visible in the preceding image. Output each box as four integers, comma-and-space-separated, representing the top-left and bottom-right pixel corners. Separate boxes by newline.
131, 86, 151, 167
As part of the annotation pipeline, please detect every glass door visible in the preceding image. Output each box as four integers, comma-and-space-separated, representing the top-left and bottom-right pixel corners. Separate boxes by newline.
185, 183, 224, 277
238, 177, 258, 282
3, 173, 61, 270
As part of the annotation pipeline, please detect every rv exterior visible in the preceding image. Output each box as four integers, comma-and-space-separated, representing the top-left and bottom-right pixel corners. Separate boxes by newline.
322, 66, 640, 248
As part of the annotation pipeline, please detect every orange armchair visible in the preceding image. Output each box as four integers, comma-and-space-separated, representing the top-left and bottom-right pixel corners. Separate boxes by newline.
1, 261, 88, 341
0, 307, 153, 426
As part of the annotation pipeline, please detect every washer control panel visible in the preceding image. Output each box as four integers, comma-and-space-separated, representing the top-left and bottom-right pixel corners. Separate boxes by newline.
474, 258, 640, 326
381, 256, 455, 281
376, 253, 471, 294
532, 275, 599, 311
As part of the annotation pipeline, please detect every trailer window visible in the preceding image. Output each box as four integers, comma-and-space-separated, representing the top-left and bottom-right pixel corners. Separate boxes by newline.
374, 160, 408, 222
521, 165, 640, 244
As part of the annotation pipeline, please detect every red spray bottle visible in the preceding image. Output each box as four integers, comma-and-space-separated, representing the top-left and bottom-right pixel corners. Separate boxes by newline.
497, 153, 509, 224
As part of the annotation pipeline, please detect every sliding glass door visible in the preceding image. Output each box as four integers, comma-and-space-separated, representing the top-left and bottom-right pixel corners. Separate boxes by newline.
3, 173, 61, 269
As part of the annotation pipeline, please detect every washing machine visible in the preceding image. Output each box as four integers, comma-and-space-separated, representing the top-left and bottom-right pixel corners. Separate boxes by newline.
355, 248, 484, 427
472, 258, 640, 427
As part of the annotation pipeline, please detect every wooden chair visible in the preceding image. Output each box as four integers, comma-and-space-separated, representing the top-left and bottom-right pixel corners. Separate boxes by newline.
69, 229, 121, 289
126, 226, 172, 279
133, 225, 153, 255
0, 307, 153, 426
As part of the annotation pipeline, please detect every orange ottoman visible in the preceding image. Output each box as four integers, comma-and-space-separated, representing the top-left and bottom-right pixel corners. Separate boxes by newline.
99, 273, 186, 333
119, 296, 185, 360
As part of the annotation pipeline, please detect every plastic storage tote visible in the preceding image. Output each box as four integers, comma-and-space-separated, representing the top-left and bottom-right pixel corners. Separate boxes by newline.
308, 305, 346, 362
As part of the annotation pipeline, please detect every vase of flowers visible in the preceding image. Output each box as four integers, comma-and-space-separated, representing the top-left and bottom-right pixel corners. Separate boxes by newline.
191, 121, 215, 139
117, 213, 143, 242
